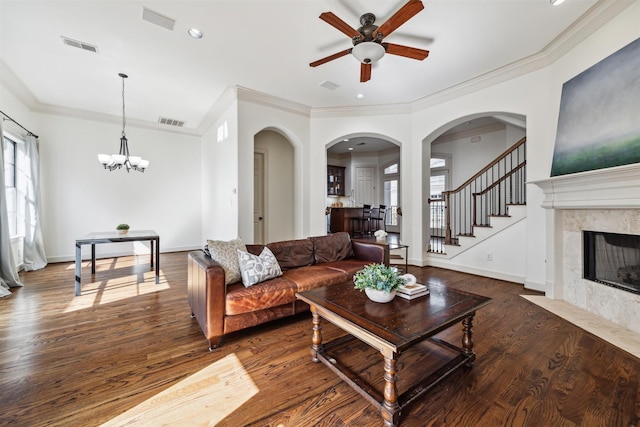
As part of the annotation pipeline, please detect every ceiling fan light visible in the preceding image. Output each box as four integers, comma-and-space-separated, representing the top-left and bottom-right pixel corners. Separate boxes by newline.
352, 42, 385, 64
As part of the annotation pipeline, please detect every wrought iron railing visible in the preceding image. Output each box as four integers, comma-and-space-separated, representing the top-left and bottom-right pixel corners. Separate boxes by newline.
428, 137, 526, 254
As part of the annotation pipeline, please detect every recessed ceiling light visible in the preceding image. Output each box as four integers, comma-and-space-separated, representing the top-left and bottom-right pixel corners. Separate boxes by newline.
343, 139, 349, 142
188, 28, 203, 39
348, 147, 354, 151
356, 93, 365, 99
550, 0, 565, 5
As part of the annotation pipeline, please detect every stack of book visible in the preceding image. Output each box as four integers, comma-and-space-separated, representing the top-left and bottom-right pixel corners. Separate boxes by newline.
397, 282, 429, 300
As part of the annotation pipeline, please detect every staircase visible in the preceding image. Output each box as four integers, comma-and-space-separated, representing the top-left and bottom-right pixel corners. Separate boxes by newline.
428, 137, 526, 258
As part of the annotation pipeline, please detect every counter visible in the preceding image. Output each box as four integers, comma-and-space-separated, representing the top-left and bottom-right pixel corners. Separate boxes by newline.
329, 207, 365, 235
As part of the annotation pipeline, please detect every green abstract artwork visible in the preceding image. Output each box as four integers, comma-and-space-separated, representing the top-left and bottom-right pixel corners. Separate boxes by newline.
551, 37, 640, 177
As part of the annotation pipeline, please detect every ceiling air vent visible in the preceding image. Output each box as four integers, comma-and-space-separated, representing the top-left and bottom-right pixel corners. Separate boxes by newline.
158, 117, 185, 127
142, 7, 175, 31
61, 36, 99, 53
320, 80, 339, 90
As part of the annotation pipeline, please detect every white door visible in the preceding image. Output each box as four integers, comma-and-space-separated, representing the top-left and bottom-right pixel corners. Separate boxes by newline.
355, 167, 375, 205
254, 152, 265, 244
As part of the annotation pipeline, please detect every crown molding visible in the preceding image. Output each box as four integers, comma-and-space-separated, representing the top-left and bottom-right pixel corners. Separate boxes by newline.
236, 86, 310, 117
433, 123, 506, 144
314, 0, 632, 116
197, 86, 238, 135
0, 60, 40, 109
542, 0, 636, 64
34, 103, 202, 137
311, 101, 413, 119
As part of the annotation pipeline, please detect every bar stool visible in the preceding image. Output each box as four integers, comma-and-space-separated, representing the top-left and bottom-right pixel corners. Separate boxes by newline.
351, 204, 372, 237
370, 205, 387, 232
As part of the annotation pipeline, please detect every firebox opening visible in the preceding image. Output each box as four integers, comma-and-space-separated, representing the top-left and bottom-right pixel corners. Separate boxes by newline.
583, 230, 640, 295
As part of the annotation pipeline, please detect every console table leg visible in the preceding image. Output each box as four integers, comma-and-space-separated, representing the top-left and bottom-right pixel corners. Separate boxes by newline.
310, 306, 323, 363
382, 355, 400, 427
91, 244, 96, 274
75, 243, 82, 296
462, 314, 476, 367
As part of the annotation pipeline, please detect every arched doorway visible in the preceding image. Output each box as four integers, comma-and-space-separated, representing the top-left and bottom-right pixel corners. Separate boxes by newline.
326, 135, 401, 238
422, 112, 526, 254
254, 129, 295, 244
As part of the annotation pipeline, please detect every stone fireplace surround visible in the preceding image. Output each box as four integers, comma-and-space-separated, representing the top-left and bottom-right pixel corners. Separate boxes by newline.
531, 163, 640, 343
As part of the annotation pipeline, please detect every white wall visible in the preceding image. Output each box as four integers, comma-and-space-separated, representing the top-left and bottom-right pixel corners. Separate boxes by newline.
201, 93, 240, 243
433, 128, 512, 189
37, 113, 202, 261
236, 92, 310, 242
2, 76, 202, 262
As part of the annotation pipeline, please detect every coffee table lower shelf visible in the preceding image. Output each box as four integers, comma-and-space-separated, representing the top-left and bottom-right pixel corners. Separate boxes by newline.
313, 332, 474, 426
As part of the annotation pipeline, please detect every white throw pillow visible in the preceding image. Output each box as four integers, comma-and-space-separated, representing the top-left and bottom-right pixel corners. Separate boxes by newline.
237, 247, 283, 287
206, 238, 247, 285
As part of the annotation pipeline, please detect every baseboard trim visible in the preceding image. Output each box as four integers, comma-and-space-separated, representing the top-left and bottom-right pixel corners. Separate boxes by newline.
425, 258, 525, 284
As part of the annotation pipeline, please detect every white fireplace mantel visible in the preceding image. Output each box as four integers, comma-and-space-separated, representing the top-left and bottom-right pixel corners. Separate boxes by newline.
530, 163, 640, 209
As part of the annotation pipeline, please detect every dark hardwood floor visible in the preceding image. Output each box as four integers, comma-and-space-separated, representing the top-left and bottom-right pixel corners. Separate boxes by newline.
1, 251, 639, 426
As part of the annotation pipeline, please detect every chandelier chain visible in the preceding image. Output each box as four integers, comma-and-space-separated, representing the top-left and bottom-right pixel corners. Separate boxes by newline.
121, 75, 126, 137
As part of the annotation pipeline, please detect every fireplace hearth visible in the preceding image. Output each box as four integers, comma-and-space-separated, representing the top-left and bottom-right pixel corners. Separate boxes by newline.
584, 230, 640, 294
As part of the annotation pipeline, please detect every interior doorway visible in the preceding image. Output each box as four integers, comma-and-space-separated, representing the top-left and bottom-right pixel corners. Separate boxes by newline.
355, 166, 376, 205
254, 130, 295, 243
254, 151, 265, 244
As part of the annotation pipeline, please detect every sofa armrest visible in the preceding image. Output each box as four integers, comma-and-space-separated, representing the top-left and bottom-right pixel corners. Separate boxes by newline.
351, 240, 389, 265
187, 251, 226, 347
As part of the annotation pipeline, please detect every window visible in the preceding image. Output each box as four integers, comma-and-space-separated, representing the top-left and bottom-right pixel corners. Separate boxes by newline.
383, 162, 400, 227
3, 135, 18, 236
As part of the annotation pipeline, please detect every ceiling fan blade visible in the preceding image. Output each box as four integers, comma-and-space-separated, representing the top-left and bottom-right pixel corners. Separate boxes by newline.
360, 63, 371, 82
373, 0, 424, 40
383, 43, 429, 60
319, 12, 362, 40
309, 48, 352, 67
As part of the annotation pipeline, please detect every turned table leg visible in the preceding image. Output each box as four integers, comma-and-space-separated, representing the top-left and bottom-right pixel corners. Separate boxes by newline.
310, 306, 323, 363
381, 354, 400, 427
462, 313, 476, 367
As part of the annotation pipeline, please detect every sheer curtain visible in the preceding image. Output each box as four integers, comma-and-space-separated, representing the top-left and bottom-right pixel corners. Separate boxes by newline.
20, 134, 47, 271
0, 119, 22, 297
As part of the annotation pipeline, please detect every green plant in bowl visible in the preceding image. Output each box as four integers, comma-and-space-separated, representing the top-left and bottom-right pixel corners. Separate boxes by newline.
116, 224, 130, 234
353, 263, 406, 293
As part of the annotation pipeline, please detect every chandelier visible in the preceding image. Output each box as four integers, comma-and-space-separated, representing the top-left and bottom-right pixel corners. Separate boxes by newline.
98, 73, 149, 172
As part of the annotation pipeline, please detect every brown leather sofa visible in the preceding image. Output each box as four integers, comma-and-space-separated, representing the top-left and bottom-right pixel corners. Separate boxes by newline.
187, 232, 387, 350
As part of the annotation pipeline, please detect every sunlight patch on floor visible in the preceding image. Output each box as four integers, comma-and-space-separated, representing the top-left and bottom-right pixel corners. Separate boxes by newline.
100, 353, 259, 426
64, 271, 170, 312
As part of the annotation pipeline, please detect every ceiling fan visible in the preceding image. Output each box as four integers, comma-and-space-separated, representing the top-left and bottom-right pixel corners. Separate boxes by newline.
309, 0, 429, 83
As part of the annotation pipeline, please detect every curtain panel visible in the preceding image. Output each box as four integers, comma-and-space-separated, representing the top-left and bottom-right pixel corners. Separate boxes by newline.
21, 134, 47, 271
0, 119, 23, 297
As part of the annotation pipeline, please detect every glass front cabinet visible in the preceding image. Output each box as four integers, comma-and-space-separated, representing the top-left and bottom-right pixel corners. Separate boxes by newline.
327, 165, 346, 196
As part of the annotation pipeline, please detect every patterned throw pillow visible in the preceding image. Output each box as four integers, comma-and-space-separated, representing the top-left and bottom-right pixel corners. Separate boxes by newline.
206, 238, 247, 285
237, 247, 283, 287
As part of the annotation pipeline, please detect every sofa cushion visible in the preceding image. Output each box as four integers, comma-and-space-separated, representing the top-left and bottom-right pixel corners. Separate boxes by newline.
323, 259, 374, 277
282, 265, 348, 292
225, 277, 297, 315
310, 232, 354, 263
237, 247, 283, 287
267, 239, 315, 270
206, 238, 247, 285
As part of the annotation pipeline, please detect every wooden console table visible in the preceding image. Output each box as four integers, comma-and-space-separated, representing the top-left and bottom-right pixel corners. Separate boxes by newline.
74, 230, 160, 296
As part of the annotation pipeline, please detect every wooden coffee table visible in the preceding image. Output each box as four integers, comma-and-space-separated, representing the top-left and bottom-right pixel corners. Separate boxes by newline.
296, 281, 491, 426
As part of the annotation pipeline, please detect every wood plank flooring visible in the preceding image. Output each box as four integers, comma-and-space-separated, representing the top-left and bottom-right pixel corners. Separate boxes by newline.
1, 251, 639, 426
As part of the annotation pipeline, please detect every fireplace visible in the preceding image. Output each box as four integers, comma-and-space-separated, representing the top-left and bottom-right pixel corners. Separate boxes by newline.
583, 230, 640, 294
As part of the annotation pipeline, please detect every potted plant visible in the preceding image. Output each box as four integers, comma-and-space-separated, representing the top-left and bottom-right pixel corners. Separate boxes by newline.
353, 263, 406, 303
116, 223, 130, 235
